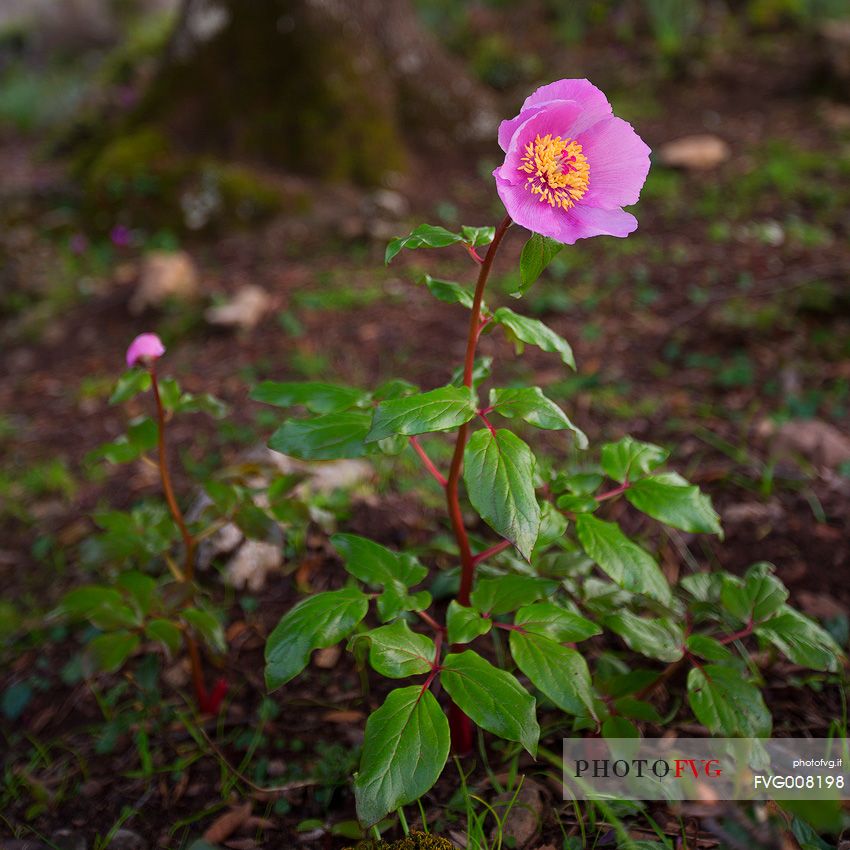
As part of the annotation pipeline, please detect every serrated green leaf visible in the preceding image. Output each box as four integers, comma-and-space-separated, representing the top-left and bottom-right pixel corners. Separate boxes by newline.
755, 606, 844, 672
463, 429, 540, 560
145, 619, 182, 655
516, 233, 563, 296
265, 587, 369, 690
367, 621, 435, 678
470, 575, 556, 616
555, 472, 604, 496
251, 381, 367, 414
446, 600, 492, 644
575, 514, 671, 604
600, 436, 669, 483
488, 387, 587, 448
492, 307, 575, 369
354, 687, 449, 825
385, 224, 464, 264
441, 650, 539, 755
603, 611, 684, 662
626, 472, 722, 536
514, 602, 600, 643
687, 665, 772, 736
87, 631, 140, 673
269, 412, 372, 460
109, 369, 151, 404
510, 630, 596, 718
422, 275, 476, 309
720, 562, 788, 624
366, 385, 477, 443
376, 587, 431, 623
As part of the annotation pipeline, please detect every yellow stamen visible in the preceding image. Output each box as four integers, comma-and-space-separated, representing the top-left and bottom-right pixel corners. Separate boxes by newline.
518, 134, 590, 209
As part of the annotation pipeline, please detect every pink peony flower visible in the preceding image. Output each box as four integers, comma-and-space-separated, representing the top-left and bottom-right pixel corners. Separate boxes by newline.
494, 79, 651, 244
126, 332, 165, 367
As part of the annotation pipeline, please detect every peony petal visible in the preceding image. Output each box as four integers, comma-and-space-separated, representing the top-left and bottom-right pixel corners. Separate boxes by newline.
496, 101, 583, 185
498, 105, 547, 152
126, 332, 165, 367
562, 205, 639, 241
522, 79, 612, 135
495, 171, 638, 244
576, 116, 651, 209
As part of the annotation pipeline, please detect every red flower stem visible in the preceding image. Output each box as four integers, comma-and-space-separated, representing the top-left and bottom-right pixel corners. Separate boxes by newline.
150, 367, 210, 710
409, 437, 447, 487
445, 214, 511, 756
472, 539, 512, 566
448, 214, 511, 608
150, 367, 196, 581
596, 482, 630, 502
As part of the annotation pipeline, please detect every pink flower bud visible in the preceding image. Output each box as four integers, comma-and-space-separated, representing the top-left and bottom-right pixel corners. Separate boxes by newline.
126, 332, 165, 368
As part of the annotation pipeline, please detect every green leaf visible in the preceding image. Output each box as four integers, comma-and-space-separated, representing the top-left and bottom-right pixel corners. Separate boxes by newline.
602, 611, 684, 662
172, 391, 229, 418
463, 429, 540, 560
450, 356, 493, 389
109, 369, 151, 404
116, 571, 157, 617
687, 665, 772, 736
269, 412, 372, 460
182, 608, 226, 654
87, 631, 140, 673
755, 606, 844, 672
145, 619, 182, 655
331, 534, 427, 588
488, 387, 587, 448
422, 275, 476, 309
575, 514, 671, 604
626, 472, 722, 536
514, 602, 601, 643
600, 436, 669, 483
265, 587, 369, 690
460, 225, 496, 247
373, 379, 419, 401
366, 385, 477, 443
367, 621, 435, 678
720, 562, 788, 624
601, 716, 639, 738
492, 307, 575, 369
612, 696, 662, 723
59, 586, 141, 630
441, 650, 539, 755
385, 224, 464, 264
685, 634, 733, 662
251, 381, 367, 414
376, 587, 432, 624
470, 575, 557, 616
556, 494, 599, 513
516, 233, 563, 296
556, 472, 604, 496
446, 600, 492, 644
97, 417, 158, 464
354, 686, 449, 825
510, 631, 596, 719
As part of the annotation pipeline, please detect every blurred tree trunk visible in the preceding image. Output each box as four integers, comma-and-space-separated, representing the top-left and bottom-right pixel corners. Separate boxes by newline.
142, 0, 496, 185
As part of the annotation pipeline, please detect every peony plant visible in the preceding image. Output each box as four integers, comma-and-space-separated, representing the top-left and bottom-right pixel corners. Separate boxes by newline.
256, 79, 843, 827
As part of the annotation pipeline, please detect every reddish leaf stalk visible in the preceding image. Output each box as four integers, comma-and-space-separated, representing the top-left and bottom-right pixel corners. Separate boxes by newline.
472, 539, 512, 566
150, 367, 213, 712
445, 214, 511, 754
409, 436, 447, 487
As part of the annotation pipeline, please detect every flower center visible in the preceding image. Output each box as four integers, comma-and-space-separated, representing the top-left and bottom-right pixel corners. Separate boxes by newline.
518, 134, 590, 210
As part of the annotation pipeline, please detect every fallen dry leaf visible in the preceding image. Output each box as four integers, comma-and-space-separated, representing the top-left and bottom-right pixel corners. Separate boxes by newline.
203, 802, 252, 844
